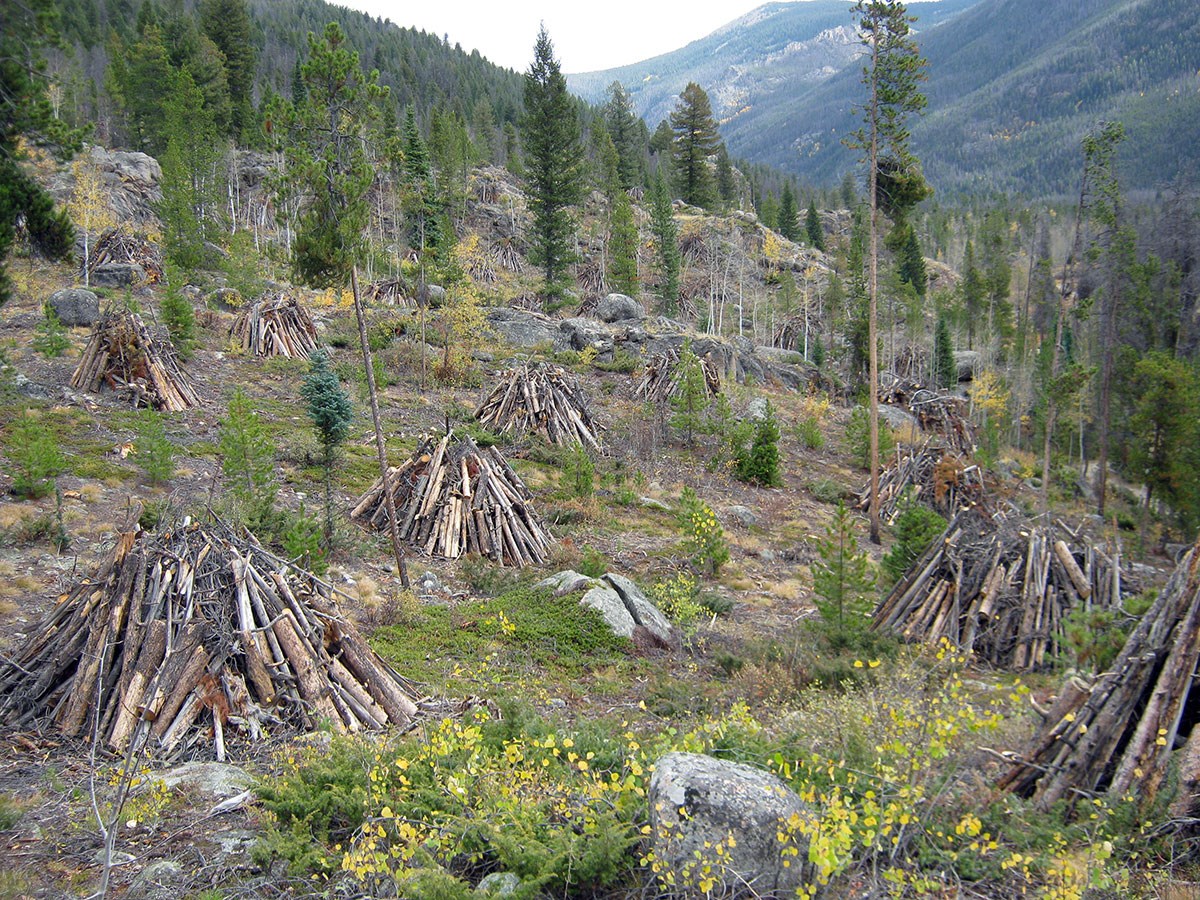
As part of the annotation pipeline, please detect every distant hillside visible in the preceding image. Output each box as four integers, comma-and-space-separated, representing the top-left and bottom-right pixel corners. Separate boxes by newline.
566, 0, 978, 136
733, 0, 1200, 195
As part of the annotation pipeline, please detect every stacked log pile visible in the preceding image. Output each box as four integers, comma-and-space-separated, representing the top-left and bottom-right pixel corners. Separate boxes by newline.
351, 433, 553, 567
474, 364, 602, 449
230, 294, 319, 359
71, 309, 200, 411
365, 278, 412, 306
0, 521, 419, 759
857, 445, 984, 520
632, 348, 721, 403
998, 540, 1200, 813
83, 228, 163, 283
873, 511, 1126, 671
879, 379, 975, 455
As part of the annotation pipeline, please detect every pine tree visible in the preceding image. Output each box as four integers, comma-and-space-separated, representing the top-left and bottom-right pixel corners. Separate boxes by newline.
134, 408, 176, 486
778, 183, 800, 242
301, 350, 354, 545
811, 501, 877, 645
846, 0, 930, 543
219, 388, 277, 533
898, 222, 927, 296
521, 27, 585, 300
199, 0, 256, 139
960, 240, 986, 349
933, 313, 955, 389
608, 191, 639, 297
716, 146, 737, 209
670, 83, 722, 209
1, 0, 78, 305
670, 339, 709, 449
805, 200, 825, 252
281, 23, 387, 288
604, 81, 644, 190
737, 401, 782, 486
33, 305, 69, 357
649, 170, 680, 315
161, 266, 197, 360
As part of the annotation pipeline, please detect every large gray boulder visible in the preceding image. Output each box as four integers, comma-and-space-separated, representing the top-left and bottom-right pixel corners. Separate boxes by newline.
555, 317, 615, 357
878, 404, 919, 434
580, 584, 636, 638
48, 288, 99, 326
602, 573, 675, 646
486, 308, 555, 348
91, 263, 146, 288
650, 752, 812, 897
597, 292, 643, 323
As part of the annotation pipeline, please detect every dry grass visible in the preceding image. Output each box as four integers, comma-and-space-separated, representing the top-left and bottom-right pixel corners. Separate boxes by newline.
78, 484, 103, 503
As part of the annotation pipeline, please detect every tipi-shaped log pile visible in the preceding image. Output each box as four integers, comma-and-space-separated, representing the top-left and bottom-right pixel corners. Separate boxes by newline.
229, 293, 319, 359
873, 511, 1126, 671
84, 228, 164, 283
632, 347, 721, 403
998, 540, 1200, 813
857, 444, 985, 521
0, 521, 419, 759
71, 309, 200, 410
351, 433, 553, 566
474, 363, 602, 450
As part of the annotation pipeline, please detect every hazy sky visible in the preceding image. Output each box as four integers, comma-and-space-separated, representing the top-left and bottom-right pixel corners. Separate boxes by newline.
335, 1, 766, 73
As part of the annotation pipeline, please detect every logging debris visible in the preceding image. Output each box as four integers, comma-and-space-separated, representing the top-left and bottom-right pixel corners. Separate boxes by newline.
879, 376, 976, 455
998, 539, 1199, 814
474, 363, 602, 449
70, 309, 200, 411
0, 520, 420, 759
857, 444, 985, 521
229, 293, 319, 359
83, 228, 163, 283
631, 348, 721, 404
351, 433, 554, 567
873, 510, 1127, 671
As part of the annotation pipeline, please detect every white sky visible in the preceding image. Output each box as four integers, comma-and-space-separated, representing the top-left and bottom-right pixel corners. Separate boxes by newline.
334, 1, 767, 73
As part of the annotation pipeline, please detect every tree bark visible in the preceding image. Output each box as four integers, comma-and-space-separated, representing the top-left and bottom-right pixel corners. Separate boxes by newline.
351, 265, 410, 588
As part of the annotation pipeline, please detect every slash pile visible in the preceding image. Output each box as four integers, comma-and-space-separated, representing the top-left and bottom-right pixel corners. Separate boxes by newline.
229, 293, 320, 358
474, 363, 602, 449
351, 433, 554, 567
71, 309, 200, 411
0, 521, 419, 759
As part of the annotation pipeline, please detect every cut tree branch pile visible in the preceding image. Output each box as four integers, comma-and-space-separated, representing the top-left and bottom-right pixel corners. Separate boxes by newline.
873, 510, 1127, 671
83, 228, 163, 283
632, 348, 721, 403
879, 378, 976, 455
229, 293, 319, 359
857, 445, 985, 520
71, 309, 200, 410
998, 539, 1200, 814
0, 521, 419, 759
474, 363, 602, 449
351, 433, 553, 567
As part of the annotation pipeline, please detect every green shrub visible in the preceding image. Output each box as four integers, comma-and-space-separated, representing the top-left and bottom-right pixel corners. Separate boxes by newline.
280, 506, 327, 575
649, 573, 705, 627
133, 408, 176, 485
794, 415, 824, 450
881, 494, 947, 584
735, 401, 782, 487
7, 411, 66, 499
677, 486, 729, 575
845, 405, 895, 470
577, 545, 608, 578
594, 349, 640, 374
32, 305, 69, 357
808, 477, 847, 504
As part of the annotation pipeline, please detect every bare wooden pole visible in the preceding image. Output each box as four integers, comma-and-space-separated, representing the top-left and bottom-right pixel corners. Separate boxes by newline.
351, 265, 411, 589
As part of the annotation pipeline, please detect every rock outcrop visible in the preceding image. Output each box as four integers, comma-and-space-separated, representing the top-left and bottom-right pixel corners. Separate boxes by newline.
535, 570, 676, 648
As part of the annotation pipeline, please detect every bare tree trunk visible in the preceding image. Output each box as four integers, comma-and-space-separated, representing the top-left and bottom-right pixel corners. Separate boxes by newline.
867, 40, 882, 545
351, 265, 410, 589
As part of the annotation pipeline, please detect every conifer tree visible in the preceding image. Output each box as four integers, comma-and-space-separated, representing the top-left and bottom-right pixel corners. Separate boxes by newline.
716, 146, 737, 209
805, 199, 826, 252
1, 0, 77, 305
649, 170, 680, 315
898, 222, 927, 296
604, 82, 644, 190
737, 401, 782, 486
301, 350, 354, 545
960, 240, 986, 348
160, 266, 197, 360
608, 191, 639, 297
219, 388, 277, 532
199, 0, 256, 139
670, 83, 722, 209
671, 339, 709, 449
521, 27, 584, 300
778, 183, 800, 242
933, 312, 955, 389
846, 0, 930, 543
812, 501, 877, 644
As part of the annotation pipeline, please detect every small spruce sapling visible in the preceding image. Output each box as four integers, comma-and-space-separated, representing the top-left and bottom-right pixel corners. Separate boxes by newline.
133, 408, 176, 486
846, 405, 894, 470
736, 400, 782, 486
33, 304, 70, 357
160, 266, 196, 360
670, 339, 709, 449
300, 349, 353, 546
881, 491, 946, 584
219, 388, 278, 534
8, 411, 67, 500
811, 501, 877, 646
